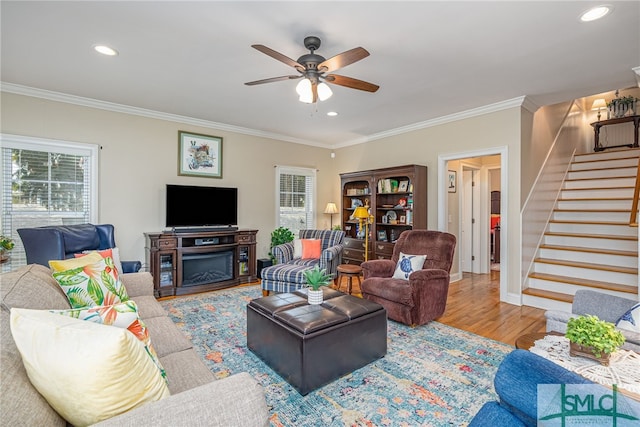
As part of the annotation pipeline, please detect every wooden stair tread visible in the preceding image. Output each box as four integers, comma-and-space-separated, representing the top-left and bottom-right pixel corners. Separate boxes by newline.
562, 185, 635, 193
534, 257, 638, 275
545, 231, 638, 241
528, 272, 638, 295
539, 244, 637, 257
558, 197, 632, 201
522, 287, 574, 303
566, 175, 636, 182
549, 219, 630, 226
554, 208, 630, 213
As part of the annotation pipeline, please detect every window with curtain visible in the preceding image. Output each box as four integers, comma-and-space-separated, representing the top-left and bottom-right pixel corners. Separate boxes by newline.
1, 134, 98, 269
275, 166, 316, 236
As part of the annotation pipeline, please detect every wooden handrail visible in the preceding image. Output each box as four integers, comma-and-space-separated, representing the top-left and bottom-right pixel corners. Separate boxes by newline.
630, 154, 640, 226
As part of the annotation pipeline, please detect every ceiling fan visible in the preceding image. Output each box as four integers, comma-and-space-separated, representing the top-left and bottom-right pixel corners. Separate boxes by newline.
245, 36, 379, 103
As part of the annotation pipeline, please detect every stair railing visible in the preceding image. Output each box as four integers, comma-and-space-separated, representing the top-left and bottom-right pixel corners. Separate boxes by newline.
630, 154, 640, 227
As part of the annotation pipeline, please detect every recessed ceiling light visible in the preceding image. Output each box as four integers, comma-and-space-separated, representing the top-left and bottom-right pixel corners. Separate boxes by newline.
327, 111, 338, 117
579, 5, 612, 22
93, 45, 118, 56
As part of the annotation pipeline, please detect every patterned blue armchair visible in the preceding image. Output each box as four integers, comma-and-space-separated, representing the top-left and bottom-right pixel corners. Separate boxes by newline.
260, 229, 345, 296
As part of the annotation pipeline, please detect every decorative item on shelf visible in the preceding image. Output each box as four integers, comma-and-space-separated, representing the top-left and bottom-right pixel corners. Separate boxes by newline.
389, 229, 398, 242
565, 315, 625, 366
591, 98, 607, 121
304, 265, 332, 305
390, 179, 399, 193
385, 210, 398, 225
377, 230, 387, 241
395, 198, 407, 209
0, 234, 15, 263
399, 215, 406, 224
353, 203, 373, 261
398, 180, 409, 192
351, 198, 363, 209
607, 90, 639, 119
324, 202, 338, 229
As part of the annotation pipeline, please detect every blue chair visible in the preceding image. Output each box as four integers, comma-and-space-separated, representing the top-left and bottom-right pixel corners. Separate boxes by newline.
17, 223, 141, 273
261, 229, 345, 295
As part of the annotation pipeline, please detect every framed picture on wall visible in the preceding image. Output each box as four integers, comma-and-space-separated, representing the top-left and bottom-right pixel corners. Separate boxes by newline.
448, 170, 457, 193
178, 131, 223, 178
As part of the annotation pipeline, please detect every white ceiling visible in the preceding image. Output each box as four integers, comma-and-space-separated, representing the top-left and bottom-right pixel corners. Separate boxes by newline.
2, 1, 639, 148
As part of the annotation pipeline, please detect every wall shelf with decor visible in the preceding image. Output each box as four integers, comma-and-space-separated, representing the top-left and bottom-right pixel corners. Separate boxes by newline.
340, 164, 427, 264
340, 171, 373, 264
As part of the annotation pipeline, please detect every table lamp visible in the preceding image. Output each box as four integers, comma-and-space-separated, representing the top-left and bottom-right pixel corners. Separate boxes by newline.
591, 98, 607, 121
353, 205, 372, 261
324, 202, 338, 229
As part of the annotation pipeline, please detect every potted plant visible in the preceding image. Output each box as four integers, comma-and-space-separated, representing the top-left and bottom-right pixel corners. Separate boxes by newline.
565, 314, 625, 365
0, 234, 15, 263
303, 265, 332, 305
268, 227, 295, 264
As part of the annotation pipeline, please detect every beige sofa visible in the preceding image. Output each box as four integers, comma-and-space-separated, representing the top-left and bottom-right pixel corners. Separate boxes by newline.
1, 264, 269, 426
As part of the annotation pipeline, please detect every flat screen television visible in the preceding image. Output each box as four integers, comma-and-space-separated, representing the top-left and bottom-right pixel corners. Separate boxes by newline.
166, 184, 238, 230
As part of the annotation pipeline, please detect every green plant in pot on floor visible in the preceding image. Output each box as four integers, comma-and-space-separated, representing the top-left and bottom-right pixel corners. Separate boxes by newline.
269, 227, 295, 264
565, 314, 625, 365
304, 265, 332, 305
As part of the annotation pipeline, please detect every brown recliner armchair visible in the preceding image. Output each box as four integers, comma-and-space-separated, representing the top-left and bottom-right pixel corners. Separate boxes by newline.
360, 229, 456, 326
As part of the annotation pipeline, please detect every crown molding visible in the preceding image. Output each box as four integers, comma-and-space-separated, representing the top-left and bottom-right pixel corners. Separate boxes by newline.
335, 96, 534, 149
0, 82, 327, 148
2, 82, 534, 150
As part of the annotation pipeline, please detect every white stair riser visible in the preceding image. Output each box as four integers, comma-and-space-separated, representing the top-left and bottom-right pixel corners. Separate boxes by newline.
527, 278, 638, 300
567, 167, 637, 180
563, 177, 636, 189
574, 149, 640, 163
571, 158, 638, 171
522, 294, 572, 312
556, 199, 632, 210
532, 262, 637, 286
561, 188, 633, 199
538, 248, 637, 268
553, 211, 630, 222
544, 234, 637, 251
547, 222, 636, 236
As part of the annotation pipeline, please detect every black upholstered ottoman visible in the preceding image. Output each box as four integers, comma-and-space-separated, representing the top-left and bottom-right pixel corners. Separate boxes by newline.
247, 287, 387, 395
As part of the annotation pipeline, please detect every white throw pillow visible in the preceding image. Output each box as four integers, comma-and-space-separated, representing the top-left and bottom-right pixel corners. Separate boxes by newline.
10, 308, 170, 427
392, 252, 427, 280
293, 238, 303, 258
616, 303, 640, 333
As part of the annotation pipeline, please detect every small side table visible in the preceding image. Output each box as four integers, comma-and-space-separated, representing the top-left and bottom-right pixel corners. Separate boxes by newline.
335, 264, 363, 295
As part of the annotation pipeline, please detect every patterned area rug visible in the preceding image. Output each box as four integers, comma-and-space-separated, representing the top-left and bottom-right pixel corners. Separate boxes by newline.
160, 286, 514, 426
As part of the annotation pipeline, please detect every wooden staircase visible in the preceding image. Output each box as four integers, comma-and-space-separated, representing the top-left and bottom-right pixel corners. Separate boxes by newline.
523, 148, 640, 311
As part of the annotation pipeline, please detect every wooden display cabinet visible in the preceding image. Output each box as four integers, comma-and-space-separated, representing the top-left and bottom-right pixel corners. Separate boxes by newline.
145, 229, 257, 298
340, 164, 427, 264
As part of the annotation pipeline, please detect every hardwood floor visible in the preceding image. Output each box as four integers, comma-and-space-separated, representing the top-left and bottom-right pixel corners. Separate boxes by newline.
335, 270, 547, 347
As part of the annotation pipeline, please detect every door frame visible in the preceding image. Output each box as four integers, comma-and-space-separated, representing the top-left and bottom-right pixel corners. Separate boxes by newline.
438, 146, 508, 302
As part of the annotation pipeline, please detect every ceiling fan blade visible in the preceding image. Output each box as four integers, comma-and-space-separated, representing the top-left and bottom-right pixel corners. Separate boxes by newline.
251, 44, 304, 70
245, 75, 302, 86
318, 47, 369, 73
324, 74, 379, 93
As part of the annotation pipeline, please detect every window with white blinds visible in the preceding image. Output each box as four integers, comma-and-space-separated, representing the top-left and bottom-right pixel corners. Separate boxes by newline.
275, 166, 316, 236
1, 134, 98, 269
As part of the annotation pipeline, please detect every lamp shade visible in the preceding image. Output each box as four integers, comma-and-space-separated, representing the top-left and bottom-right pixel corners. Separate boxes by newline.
324, 203, 338, 214
353, 206, 370, 219
591, 99, 607, 110
317, 82, 333, 101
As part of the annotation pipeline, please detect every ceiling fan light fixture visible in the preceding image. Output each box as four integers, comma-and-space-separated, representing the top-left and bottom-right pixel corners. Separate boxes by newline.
296, 78, 311, 96
317, 82, 332, 101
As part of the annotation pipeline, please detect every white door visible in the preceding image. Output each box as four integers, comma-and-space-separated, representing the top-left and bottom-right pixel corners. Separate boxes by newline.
461, 169, 481, 273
